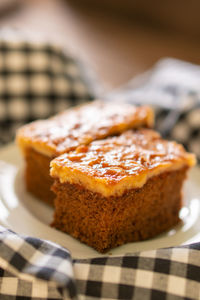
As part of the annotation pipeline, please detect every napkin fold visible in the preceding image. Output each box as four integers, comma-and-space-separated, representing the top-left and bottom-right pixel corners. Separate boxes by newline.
0, 29, 95, 146
0, 226, 200, 300
0, 226, 76, 299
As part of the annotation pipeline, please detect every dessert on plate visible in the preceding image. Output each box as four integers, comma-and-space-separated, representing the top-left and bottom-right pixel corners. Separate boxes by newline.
16, 101, 153, 205
50, 129, 196, 253
16, 100, 196, 253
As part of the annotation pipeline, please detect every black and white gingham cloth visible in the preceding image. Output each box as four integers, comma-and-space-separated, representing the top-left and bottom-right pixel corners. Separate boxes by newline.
0, 226, 76, 300
0, 29, 95, 146
0, 31, 200, 299
0, 226, 200, 299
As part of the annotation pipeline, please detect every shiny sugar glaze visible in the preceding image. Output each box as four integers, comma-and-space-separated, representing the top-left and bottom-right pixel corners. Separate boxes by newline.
17, 101, 153, 156
54, 129, 195, 183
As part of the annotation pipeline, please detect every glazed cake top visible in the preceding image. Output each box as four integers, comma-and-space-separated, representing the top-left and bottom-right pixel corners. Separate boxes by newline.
17, 101, 154, 157
50, 129, 196, 197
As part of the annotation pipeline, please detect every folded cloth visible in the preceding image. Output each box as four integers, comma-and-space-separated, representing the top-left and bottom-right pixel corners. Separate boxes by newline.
0, 226, 76, 300
0, 28, 96, 146
0, 226, 200, 300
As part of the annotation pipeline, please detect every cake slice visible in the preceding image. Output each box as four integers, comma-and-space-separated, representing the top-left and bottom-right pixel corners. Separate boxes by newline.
16, 101, 153, 205
50, 129, 196, 253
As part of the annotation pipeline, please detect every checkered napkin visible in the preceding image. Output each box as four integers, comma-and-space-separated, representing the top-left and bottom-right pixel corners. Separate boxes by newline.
0, 226, 200, 300
0, 28, 95, 146
0, 226, 76, 300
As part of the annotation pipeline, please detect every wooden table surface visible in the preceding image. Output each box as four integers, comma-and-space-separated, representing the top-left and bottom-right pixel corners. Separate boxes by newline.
1, 0, 200, 90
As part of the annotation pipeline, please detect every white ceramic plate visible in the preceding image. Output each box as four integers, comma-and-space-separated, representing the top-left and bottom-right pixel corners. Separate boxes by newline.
0, 143, 200, 259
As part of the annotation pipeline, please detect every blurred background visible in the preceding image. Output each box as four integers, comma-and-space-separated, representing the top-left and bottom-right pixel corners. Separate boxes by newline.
1, 0, 200, 90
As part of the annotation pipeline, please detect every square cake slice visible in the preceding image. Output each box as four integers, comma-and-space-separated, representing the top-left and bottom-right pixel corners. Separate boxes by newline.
50, 129, 196, 253
16, 101, 153, 205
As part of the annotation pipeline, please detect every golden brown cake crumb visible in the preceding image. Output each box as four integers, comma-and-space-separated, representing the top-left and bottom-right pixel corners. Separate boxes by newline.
51, 167, 188, 253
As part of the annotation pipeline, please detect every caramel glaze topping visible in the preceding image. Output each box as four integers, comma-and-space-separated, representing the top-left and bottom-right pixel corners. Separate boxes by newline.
50, 129, 196, 196
17, 101, 154, 157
